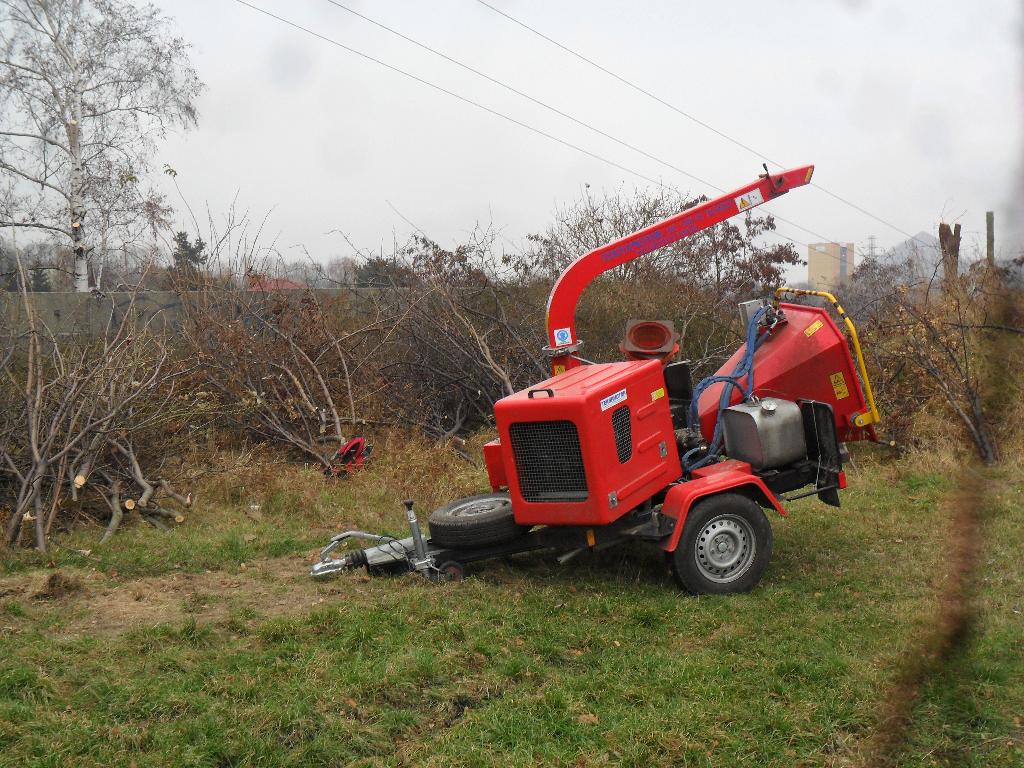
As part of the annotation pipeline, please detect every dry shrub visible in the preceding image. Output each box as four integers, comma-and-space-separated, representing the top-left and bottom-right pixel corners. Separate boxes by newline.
368, 233, 547, 438
344, 200, 797, 439
1, 281, 197, 551
997, 385, 1024, 461
162, 188, 801, 474
849, 259, 1023, 464
15, 188, 1024, 553
178, 286, 393, 470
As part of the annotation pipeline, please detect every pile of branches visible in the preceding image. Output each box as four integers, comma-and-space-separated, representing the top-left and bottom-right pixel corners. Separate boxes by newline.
1, 281, 195, 550
177, 283, 395, 471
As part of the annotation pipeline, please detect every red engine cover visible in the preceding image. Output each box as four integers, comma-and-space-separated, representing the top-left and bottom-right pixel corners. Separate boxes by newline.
698, 303, 876, 443
493, 359, 682, 526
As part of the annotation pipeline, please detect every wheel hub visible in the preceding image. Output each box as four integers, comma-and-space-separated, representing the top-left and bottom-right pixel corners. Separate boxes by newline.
448, 499, 508, 518
694, 514, 756, 583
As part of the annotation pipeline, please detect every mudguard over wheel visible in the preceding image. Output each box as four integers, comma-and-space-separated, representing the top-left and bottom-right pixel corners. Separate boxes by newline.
428, 492, 527, 549
669, 492, 773, 595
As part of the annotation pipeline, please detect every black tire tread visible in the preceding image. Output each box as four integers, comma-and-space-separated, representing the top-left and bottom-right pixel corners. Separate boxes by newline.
668, 492, 773, 595
428, 492, 526, 549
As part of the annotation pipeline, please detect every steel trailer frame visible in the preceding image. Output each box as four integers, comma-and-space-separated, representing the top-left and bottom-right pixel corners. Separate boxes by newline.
311, 499, 669, 583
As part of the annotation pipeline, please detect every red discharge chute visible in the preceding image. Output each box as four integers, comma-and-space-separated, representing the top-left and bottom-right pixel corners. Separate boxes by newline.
544, 165, 815, 375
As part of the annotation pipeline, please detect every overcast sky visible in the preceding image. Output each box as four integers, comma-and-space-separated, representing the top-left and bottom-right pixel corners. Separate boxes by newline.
154, 0, 1022, 275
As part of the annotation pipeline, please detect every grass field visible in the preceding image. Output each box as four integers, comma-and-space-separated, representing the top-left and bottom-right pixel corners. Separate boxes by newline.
1, 435, 1021, 767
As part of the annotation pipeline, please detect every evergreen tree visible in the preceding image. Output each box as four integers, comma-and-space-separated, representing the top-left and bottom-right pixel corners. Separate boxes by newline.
171, 231, 207, 270
354, 256, 414, 287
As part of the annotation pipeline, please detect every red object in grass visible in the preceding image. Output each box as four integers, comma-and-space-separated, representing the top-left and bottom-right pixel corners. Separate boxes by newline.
327, 437, 372, 477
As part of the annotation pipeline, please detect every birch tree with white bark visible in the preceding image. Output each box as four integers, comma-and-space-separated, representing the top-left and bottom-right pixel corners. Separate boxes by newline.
0, 0, 202, 291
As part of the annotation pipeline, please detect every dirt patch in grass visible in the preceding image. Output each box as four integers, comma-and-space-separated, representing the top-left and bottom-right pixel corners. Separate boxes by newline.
32, 571, 86, 601
7, 554, 343, 636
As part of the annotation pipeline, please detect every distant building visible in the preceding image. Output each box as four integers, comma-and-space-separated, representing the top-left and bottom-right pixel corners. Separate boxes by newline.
807, 242, 855, 290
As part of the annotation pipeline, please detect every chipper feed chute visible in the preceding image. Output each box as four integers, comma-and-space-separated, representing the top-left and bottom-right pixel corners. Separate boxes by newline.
697, 293, 880, 445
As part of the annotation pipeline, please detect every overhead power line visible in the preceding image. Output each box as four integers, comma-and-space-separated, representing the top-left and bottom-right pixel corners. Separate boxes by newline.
232, 0, 664, 188
323, 0, 715, 192
472, 0, 929, 249
473, 0, 783, 168
232, 0, 815, 252
231, 0, 822, 255
318, 0, 845, 253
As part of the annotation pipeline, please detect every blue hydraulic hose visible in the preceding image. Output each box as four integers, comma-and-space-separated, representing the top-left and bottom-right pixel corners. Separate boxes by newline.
683, 305, 769, 471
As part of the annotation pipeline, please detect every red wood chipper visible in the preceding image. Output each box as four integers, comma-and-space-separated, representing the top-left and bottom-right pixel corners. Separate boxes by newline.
312, 165, 881, 594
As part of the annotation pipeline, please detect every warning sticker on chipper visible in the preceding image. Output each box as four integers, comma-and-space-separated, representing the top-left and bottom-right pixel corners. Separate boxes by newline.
552, 327, 572, 347
735, 188, 764, 211
830, 371, 850, 400
600, 388, 627, 411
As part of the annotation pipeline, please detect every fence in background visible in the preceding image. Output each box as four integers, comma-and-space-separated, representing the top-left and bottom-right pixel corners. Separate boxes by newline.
0, 288, 383, 336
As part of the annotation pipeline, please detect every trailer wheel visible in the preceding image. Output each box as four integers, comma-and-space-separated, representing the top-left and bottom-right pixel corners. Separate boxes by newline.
431, 560, 466, 583
428, 492, 527, 548
668, 493, 773, 595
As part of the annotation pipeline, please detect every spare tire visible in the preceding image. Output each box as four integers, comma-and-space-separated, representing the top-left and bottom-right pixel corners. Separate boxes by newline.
428, 492, 527, 549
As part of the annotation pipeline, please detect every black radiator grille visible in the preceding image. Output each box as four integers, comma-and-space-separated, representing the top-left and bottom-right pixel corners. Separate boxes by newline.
611, 405, 632, 463
509, 420, 588, 502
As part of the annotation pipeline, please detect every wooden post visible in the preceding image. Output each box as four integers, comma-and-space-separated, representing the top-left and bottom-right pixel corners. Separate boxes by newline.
986, 211, 994, 266
938, 222, 961, 293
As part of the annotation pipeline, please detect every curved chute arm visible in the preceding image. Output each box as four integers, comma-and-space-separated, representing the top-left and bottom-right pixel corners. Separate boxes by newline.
544, 165, 815, 374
